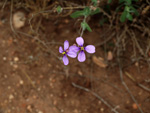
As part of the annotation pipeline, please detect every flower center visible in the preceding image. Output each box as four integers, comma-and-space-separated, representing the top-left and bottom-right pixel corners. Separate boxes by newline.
81, 47, 84, 50
62, 51, 66, 55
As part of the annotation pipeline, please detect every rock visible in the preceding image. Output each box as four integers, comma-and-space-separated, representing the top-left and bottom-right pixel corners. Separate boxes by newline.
19, 80, 24, 85
13, 11, 26, 29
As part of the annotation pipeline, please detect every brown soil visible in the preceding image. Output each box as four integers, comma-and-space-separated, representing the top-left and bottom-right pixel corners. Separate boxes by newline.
0, 9, 150, 113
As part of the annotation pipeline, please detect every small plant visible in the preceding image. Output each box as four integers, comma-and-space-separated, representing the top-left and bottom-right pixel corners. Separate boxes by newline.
70, 6, 100, 33
119, 0, 139, 22
56, 0, 141, 65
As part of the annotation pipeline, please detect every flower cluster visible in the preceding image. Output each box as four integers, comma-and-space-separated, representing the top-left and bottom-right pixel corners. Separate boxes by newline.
59, 37, 95, 65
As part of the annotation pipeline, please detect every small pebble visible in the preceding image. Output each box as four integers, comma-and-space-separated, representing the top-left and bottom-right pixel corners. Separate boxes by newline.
100, 108, 104, 112
4, 75, 7, 78
135, 62, 139, 67
61, 109, 64, 112
39, 75, 44, 78
64, 93, 67, 97
20, 80, 24, 85
14, 57, 19, 62
13, 64, 18, 69
8, 86, 11, 89
74, 109, 78, 113
3, 57, 7, 61
9, 94, 14, 100
38, 111, 43, 113
126, 100, 130, 104
98, 101, 101, 104
48, 64, 52, 67
33, 95, 37, 99
50, 83, 54, 88
37, 88, 41, 91
10, 62, 13, 66
7, 110, 11, 113
27, 105, 32, 112
53, 100, 57, 105
50, 94, 53, 97
138, 91, 142, 95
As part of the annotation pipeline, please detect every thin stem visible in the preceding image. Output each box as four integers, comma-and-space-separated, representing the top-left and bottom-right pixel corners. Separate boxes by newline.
80, 16, 87, 37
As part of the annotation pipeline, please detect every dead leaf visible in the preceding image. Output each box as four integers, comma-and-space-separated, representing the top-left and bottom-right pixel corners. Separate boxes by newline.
107, 51, 113, 61
92, 56, 107, 68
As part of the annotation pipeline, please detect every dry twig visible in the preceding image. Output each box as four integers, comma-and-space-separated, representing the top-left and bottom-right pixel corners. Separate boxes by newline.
72, 82, 120, 113
117, 56, 144, 113
125, 72, 150, 93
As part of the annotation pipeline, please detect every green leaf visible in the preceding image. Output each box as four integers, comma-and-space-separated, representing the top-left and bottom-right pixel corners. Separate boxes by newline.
81, 22, 92, 32
130, 6, 139, 16
126, 13, 133, 21
119, 0, 125, 3
70, 10, 85, 18
90, 8, 100, 15
108, 0, 112, 4
91, 0, 97, 6
70, 7, 91, 18
133, 0, 138, 2
83, 7, 91, 16
125, 6, 130, 12
56, 6, 62, 14
120, 11, 127, 22
126, 0, 132, 5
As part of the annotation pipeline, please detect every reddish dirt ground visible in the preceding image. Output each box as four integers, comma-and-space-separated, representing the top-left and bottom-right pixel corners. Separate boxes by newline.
0, 10, 150, 113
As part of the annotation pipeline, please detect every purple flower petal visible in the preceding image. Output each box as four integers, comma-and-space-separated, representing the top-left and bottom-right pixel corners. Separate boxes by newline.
85, 45, 95, 53
67, 51, 77, 58
76, 37, 84, 46
78, 51, 86, 62
64, 40, 69, 51
63, 55, 69, 65
69, 45, 80, 53
59, 46, 63, 53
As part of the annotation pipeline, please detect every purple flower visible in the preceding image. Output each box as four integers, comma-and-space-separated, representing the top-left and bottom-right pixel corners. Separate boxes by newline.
70, 37, 95, 62
59, 40, 77, 65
